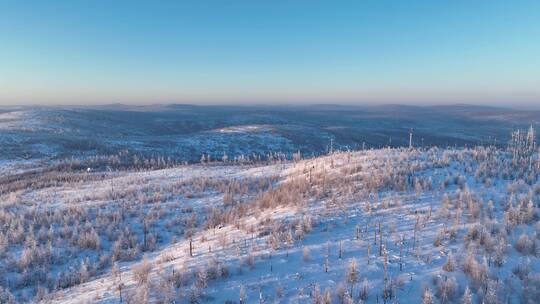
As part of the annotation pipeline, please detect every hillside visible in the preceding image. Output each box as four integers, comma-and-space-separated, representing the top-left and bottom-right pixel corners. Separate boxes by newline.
0, 142, 539, 303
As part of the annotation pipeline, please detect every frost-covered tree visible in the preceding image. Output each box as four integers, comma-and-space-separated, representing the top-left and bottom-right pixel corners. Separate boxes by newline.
360, 278, 369, 301
346, 258, 359, 296
422, 287, 434, 304
132, 258, 153, 285
443, 252, 456, 272
312, 284, 322, 304
462, 286, 472, 304
437, 276, 458, 303
323, 288, 332, 304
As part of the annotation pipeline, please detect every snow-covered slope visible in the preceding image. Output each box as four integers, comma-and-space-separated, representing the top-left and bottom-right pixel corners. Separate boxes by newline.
0, 146, 539, 303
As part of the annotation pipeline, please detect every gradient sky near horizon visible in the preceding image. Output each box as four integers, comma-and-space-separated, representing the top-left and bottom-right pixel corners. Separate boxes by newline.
1, 1, 539, 106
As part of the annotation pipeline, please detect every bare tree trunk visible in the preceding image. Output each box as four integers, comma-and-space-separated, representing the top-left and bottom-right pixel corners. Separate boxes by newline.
399, 237, 403, 271
325, 256, 328, 273
379, 222, 383, 256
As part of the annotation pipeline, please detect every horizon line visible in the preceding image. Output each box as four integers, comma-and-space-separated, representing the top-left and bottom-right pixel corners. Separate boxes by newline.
2, 102, 540, 111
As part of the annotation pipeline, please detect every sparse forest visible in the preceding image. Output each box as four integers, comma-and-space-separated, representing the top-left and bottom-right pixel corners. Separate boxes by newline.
0, 127, 539, 303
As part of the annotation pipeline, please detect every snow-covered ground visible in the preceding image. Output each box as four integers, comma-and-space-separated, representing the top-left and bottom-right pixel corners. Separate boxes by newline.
0, 146, 539, 303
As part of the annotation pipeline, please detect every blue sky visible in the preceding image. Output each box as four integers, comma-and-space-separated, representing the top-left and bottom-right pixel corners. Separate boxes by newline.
1, 0, 539, 106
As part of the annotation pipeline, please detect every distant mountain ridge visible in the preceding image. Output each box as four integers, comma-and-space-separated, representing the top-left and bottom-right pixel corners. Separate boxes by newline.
1, 104, 538, 162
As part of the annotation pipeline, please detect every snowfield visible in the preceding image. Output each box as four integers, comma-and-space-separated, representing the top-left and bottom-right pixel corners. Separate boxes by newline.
0, 142, 539, 303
